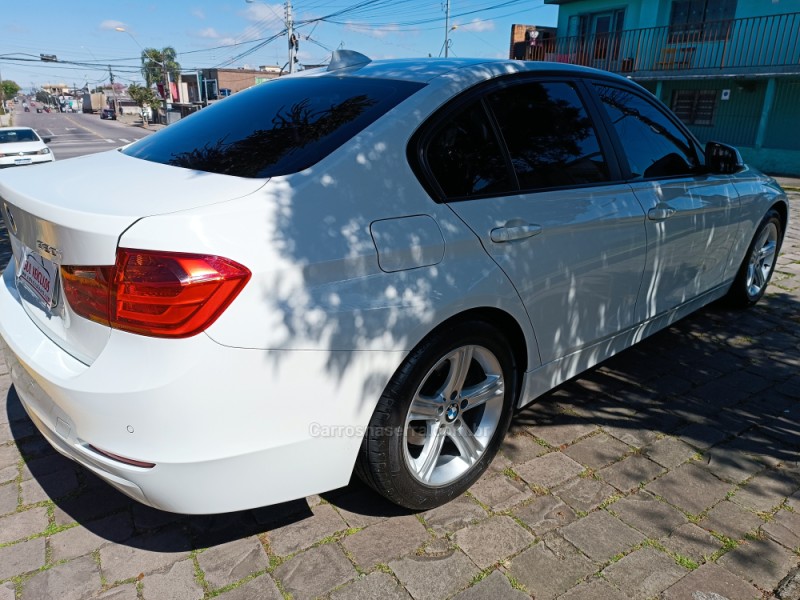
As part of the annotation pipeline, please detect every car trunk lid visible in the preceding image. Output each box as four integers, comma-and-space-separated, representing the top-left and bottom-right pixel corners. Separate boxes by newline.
0, 149, 267, 364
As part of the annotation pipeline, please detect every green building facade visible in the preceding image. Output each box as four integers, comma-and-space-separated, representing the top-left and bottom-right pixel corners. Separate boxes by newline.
531, 0, 800, 175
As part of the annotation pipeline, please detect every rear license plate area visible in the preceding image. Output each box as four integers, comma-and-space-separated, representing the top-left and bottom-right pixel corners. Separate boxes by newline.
17, 246, 57, 312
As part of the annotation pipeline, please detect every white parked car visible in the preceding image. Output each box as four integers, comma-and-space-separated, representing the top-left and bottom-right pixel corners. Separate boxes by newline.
0, 52, 788, 513
0, 127, 54, 167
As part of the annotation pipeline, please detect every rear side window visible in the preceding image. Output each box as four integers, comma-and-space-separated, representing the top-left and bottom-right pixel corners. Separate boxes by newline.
486, 81, 609, 191
426, 102, 515, 198
122, 76, 424, 178
594, 84, 699, 179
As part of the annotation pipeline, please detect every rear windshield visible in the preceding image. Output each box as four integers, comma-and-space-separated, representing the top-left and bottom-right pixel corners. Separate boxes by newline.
122, 76, 424, 178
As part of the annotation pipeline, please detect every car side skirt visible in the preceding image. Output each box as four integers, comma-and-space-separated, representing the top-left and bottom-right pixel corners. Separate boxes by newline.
518, 281, 732, 409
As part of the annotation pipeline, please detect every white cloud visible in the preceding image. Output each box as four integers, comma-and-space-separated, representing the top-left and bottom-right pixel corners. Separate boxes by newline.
344, 22, 401, 40
197, 27, 220, 39
99, 20, 126, 31
243, 23, 272, 42
209, 3, 287, 66
192, 8, 205, 20
4, 23, 29, 34
243, 3, 284, 25
457, 19, 495, 33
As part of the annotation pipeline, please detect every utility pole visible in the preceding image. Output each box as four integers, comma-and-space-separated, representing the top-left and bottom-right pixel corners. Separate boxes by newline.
0, 65, 5, 114
444, 0, 451, 58
163, 62, 170, 108
286, 0, 297, 73
108, 66, 119, 113
247, 0, 297, 74
114, 28, 169, 124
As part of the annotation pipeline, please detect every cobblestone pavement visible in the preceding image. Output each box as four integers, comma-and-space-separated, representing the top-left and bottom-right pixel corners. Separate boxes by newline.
0, 190, 798, 600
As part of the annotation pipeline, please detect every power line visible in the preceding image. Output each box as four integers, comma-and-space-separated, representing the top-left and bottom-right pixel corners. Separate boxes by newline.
1, 0, 551, 82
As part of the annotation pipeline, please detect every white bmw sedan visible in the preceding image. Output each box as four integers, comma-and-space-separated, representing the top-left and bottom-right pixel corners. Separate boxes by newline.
0, 127, 54, 168
0, 52, 788, 513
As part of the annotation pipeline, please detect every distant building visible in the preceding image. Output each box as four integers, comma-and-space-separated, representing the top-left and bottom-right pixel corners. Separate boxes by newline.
200, 67, 281, 100
41, 83, 69, 96
509, 24, 557, 61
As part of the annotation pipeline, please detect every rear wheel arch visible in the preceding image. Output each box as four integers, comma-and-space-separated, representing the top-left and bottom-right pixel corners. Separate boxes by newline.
418, 307, 529, 394
354, 308, 530, 509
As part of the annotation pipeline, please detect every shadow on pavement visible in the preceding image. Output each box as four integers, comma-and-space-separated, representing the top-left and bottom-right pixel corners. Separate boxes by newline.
6, 285, 798, 553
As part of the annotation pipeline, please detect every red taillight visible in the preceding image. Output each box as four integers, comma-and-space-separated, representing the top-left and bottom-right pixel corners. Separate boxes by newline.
61, 266, 114, 326
61, 249, 251, 338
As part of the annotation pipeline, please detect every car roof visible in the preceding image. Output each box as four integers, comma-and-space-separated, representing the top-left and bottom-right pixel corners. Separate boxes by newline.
306, 54, 635, 86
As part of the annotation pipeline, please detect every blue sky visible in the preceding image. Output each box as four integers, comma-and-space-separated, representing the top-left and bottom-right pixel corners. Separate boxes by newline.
0, 1, 558, 91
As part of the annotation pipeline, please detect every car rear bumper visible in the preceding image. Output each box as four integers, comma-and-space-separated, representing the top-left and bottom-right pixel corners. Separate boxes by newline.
0, 262, 399, 514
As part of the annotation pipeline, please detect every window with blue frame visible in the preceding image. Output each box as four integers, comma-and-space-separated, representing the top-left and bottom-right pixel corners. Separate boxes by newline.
669, 0, 737, 41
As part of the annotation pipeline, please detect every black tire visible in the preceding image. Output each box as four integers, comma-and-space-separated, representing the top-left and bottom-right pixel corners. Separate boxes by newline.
727, 208, 783, 308
355, 320, 518, 510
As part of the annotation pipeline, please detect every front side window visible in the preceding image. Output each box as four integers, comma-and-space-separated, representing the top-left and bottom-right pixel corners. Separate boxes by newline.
122, 76, 424, 178
425, 102, 514, 199
486, 81, 609, 191
595, 84, 700, 179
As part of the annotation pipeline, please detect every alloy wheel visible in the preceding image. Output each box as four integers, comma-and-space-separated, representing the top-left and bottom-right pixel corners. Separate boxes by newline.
403, 344, 505, 486
746, 221, 779, 298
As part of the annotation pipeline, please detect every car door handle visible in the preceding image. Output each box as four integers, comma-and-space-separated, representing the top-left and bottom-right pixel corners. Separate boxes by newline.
490, 224, 543, 243
648, 206, 676, 221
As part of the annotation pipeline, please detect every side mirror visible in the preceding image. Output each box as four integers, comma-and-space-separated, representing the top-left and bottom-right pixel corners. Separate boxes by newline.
705, 141, 744, 175
42, 137, 52, 143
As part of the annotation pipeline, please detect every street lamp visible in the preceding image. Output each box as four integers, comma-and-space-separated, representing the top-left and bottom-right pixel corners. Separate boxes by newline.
246, 0, 297, 74
445, 25, 457, 58
115, 26, 170, 122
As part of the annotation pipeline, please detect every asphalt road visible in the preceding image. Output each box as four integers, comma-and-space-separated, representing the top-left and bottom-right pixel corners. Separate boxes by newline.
11, 106, 151, 161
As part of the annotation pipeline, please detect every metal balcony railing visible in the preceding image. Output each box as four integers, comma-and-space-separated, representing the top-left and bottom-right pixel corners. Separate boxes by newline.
522, 12, 800, 77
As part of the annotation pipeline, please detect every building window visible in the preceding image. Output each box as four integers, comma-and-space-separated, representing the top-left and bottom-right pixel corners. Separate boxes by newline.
567, 9, 625, 62
669, 0, 737, 41
671, 90, 717, 126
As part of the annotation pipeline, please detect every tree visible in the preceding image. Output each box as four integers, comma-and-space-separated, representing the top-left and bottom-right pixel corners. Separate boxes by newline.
1, 80, 20, 99
1, 80, 21, 113
127, 83, 161, 125
140, 47, 180, 90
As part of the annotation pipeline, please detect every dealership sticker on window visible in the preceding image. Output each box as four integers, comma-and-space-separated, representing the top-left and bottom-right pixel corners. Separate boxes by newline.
18, 248, 56, 310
